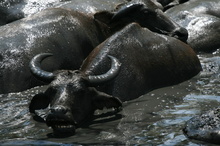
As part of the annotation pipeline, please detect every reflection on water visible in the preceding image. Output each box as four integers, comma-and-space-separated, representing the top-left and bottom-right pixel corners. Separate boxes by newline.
1, 52, 220, 145
0, 86, 52, 142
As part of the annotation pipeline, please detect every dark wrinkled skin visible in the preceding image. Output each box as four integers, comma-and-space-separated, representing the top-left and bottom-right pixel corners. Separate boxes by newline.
29, 23, 201, 136
183, 107, 220, 144
0, 0, 188, 94
165, 0, 220, 52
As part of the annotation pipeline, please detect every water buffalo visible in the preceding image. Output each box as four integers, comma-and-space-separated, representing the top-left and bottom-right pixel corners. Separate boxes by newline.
29, 23, 201, 136
0, 0, 188, 94
165, 0, 220, 52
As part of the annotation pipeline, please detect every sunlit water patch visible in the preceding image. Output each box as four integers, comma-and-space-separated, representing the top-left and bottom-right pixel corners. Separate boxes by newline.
0, 86, 53, 142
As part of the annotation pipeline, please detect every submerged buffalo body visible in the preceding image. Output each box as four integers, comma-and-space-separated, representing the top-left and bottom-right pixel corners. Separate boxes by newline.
29, 23, 201, 136
165, 0, 220, 52
0, 0, 188, 94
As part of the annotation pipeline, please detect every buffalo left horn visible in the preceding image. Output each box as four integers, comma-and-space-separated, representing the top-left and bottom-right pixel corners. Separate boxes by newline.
88, 55, 121, 84
29, 53, 55, 81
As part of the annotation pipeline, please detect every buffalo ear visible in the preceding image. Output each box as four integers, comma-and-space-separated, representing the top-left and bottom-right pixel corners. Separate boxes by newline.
94, 11, 115, 24
29, 93, 50, 113
93, 91, 122, 110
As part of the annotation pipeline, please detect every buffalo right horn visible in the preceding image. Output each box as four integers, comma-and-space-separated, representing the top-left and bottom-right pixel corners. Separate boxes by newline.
88, 55, 121, 84
29, 53, 55, 81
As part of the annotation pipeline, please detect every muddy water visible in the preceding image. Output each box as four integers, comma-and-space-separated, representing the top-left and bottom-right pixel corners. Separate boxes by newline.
1, 52, 220, 145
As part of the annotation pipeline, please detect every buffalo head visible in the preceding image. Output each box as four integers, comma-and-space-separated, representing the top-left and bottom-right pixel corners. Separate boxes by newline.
95, 0, 188, 42
29, 53, 122, 136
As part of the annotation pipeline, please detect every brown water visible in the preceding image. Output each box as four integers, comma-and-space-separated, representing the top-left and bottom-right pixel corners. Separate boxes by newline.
0, 52, 220, 145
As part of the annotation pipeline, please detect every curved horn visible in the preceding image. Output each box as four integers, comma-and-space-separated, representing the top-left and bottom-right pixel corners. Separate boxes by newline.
88, 55, 121, 84
111, 3, 143, 22
29, 53, 55, 81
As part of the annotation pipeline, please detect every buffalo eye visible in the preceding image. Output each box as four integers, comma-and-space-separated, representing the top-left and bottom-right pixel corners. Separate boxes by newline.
44, 86, 57, 98
142, 8, 156, 16
143, 9, 149, 14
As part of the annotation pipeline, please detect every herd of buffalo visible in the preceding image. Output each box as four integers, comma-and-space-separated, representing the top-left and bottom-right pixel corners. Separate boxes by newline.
1, 0, 220, 144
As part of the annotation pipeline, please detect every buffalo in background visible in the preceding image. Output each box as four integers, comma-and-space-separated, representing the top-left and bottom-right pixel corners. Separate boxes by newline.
165, 0, 220, 52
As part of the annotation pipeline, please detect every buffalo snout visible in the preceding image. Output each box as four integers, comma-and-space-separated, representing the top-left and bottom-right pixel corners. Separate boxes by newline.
46, 105, 77, 137
171, 27, 188, 42
50, 105, 68, 115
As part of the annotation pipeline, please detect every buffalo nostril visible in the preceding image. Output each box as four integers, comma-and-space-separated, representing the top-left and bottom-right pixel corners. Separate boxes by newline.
173, 27, 188, 42
50, 105, 68, 114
